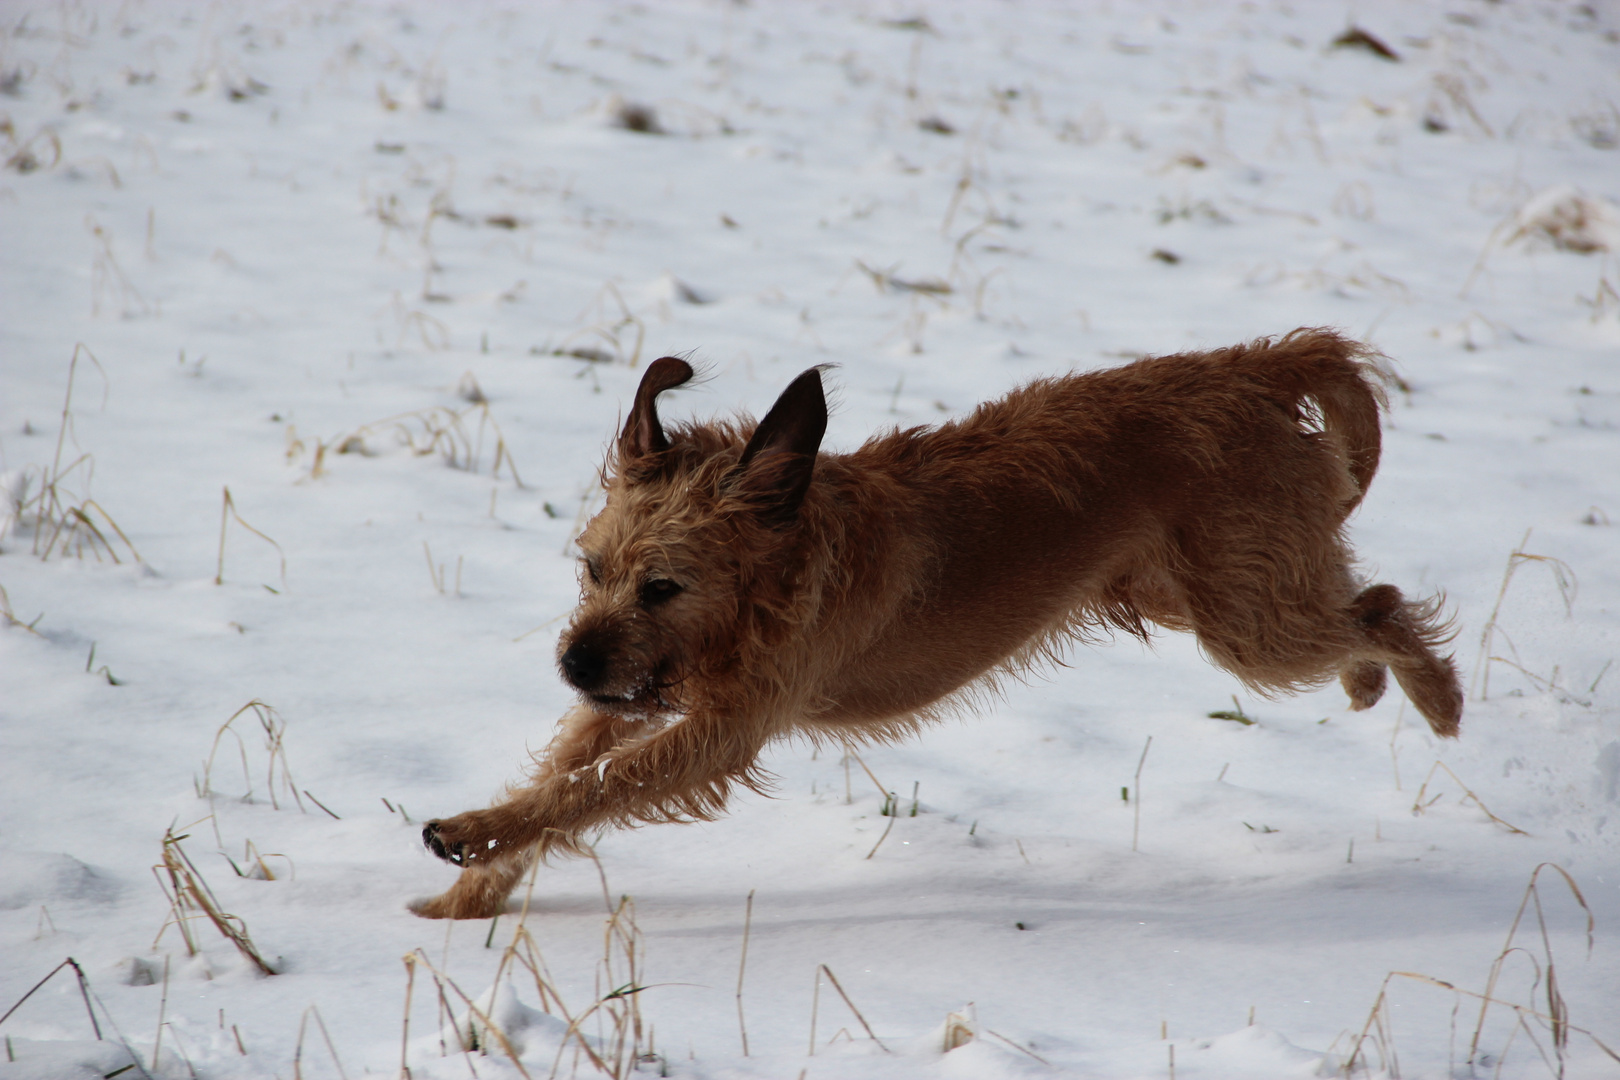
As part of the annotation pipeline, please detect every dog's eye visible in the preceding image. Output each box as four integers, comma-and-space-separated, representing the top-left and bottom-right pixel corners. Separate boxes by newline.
582, 558, 602, 585
640, 578, 683, 606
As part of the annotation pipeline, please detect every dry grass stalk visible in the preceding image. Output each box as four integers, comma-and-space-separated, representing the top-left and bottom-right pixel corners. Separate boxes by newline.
807, 965, 889, 1055
423, 542, 464, 597
864, 809, 898, 859
1471, 530, 1576, 701
398, 954, 417, 1079
1580, 275, 1619, 324
86, 215, 148, 317
1132, 734, 1153, 852
854, 259, 953, 299
736, 889, 755, 1056
292, 1004, 348, 1080
9, 345, 143, 566
401, 860, 657, 1079
0, 957, 103, 1040
150, 955, 169, 1072
550, 282, 645, 367
0, 584, 42, 634
1340, 975, 1401, 1078
385, 292, 452, 350
404, 949, 533, 1078
3, 124, 62, 173
304, 403, 525, 488
942, 1004, 975, 1051
983, 1027, 1051, 1066
1470, 863, 1597, 1073
222, 840, 291, 881
1339, 864, 1617, 1078
1429, 72, 1493, 137
196, 700, 305, 812
1341, 969, 1620, 1078
152, 826, 277, 976
1465, 188, 1620, 296
215, 486, 287, 590
1409, 760, 1528, 834
841, 747, 892, 803
1331, 26, 1399, 62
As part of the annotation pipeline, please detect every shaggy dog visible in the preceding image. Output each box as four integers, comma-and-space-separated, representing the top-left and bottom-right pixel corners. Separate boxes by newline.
411, 328, 1461, 919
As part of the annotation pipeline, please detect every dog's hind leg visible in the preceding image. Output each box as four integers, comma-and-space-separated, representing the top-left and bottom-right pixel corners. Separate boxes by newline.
1346, 584, 1462, 737
1339, 659, 1388, 711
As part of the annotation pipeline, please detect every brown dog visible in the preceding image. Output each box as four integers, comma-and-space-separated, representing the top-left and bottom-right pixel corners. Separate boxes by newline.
410, 328, 1462, 919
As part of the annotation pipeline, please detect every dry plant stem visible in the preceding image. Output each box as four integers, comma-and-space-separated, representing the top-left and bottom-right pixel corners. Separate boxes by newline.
567, 281, 645, 367
314, 404, 525, 487
1344, 977, 1400, 1078
199, 700, 304, 812
151, 954, 169, 1071
736, 889, 755, 1057
399, 954, 417, 1080
1343, 971, 1620, 1077
1470, 863, 1597, 1070
865, 811, 898, 859
842, 748, 891, 801
1409, 760, 1528, 835
0, 957, 103, 1039
406, 950, 532, 1078
0, 586, 42, 635
152, 828, 277, 976
807, 968, 819, 1056
1132, 735, 1153, 852
215, 486, 287, 589
304, 790, 341, 819
294, 1005, 348, 1080
475, 852, 647, 1078
52, 347, 108, 493
29, 344, 141, 565
815, 966, 889, 1053
983, 1028, 1051, 1066
1471, 529, 1577, 700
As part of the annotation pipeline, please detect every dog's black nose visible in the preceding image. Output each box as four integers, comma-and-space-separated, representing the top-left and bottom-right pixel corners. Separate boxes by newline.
559, 643, 606, 690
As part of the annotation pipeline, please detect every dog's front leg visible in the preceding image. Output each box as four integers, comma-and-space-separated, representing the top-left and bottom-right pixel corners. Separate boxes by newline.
410, 704, 640, 919
412, 706, 768, 917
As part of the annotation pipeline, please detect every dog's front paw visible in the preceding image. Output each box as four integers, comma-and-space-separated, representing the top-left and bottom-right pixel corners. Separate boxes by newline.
422, 813, 503, 866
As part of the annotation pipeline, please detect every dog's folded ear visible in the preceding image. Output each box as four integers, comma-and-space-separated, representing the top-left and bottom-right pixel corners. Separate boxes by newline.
620, 357, 696, 461
732, 366, 828, 525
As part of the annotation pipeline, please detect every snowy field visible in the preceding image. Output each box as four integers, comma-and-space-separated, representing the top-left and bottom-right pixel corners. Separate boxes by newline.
2, 2, 1619, 1077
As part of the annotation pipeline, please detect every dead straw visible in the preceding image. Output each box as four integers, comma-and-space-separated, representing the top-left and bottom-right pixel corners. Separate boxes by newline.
152, 826, 277, 976
1409, 760, 1528, 835
736, 889, 755, 1056
1132, 735, 1153, 852
215, 486, 287, 589
808, 965, 889, 1054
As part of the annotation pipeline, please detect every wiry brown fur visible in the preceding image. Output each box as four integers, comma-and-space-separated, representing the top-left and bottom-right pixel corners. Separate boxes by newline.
410, 328, 1463, 919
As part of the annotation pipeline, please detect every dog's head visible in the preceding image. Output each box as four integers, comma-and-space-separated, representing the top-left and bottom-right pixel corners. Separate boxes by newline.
556, 358, 828, 716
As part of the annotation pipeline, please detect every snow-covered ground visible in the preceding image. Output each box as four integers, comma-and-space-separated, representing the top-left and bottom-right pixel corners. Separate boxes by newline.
2, 2, 1619, 1077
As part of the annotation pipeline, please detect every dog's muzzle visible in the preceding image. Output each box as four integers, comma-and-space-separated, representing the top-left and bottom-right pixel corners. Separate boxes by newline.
558, 642, 607, 692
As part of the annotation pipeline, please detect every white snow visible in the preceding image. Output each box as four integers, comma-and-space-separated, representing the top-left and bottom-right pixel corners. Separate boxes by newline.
2, 2, 1618, 1078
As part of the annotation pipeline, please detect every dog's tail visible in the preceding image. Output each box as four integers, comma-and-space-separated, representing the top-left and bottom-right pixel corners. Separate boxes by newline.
1261, 327, 1390, 510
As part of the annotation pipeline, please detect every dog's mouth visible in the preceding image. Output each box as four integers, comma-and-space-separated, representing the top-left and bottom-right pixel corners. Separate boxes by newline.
585, 664, 680, 716
586, 689, 664, 718
590, 689, 649, 707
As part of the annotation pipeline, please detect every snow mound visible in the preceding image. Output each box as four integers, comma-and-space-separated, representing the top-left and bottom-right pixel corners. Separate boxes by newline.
1507, 185, 1620, 254
0, 852, 117, 910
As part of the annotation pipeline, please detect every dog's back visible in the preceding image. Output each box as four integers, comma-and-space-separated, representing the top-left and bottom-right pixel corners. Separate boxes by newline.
802, 329, 1454, 735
